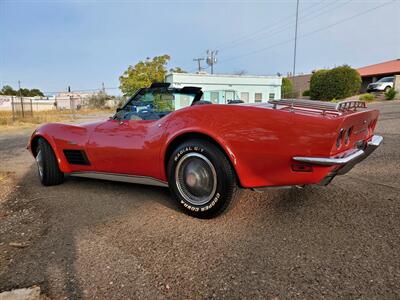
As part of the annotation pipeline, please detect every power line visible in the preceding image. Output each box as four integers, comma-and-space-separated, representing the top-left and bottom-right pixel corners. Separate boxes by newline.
219, 0, 353, 54
193, 57, 205, 72
192, 0, 328, 60
220, 0, 395, 64
216, 0, 333, 52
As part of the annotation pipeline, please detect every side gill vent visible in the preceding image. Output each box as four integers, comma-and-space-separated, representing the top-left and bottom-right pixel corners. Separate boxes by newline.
63, 150, 90, 165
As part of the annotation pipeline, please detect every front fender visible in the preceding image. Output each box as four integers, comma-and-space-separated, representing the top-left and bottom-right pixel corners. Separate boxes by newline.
28, 122, 93, 173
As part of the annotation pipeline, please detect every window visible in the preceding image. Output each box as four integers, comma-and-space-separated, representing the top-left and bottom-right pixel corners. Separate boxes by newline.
225, 91, 235, 103
376, 77, 394, 83
240, 92, 249, 103
177, 94, 192, 108
269, 93, 275, 100
116, 88, 196, 121
255, 93, 262, 102
210, 92, 219, 103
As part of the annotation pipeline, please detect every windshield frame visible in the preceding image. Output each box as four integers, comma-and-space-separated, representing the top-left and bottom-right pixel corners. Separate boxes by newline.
113, 86, 203, 121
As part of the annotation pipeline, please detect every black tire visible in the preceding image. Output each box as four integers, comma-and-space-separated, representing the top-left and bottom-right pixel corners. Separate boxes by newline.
36, 138, 64, 186
384, 86, 391, 93
167, 139, 239, 218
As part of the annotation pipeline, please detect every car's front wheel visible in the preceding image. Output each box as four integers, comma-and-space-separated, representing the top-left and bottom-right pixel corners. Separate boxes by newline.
167, 139, 239, 218
384, 86, 391, 93
35, 138, 64, 186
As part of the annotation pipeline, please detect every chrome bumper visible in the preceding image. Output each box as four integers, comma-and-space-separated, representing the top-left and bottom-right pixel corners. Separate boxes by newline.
293, 135, 383, 185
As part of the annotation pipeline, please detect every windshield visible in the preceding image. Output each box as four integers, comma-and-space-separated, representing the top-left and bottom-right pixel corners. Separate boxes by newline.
377, 77, 394, 83
115, 88, 197, 121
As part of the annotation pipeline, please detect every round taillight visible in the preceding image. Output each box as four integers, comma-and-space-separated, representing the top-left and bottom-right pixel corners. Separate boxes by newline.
336, 128, 344, 148
344, 126, 353, 145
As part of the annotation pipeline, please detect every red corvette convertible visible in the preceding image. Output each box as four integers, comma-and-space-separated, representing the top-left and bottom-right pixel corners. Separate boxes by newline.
28, 83, 382, 218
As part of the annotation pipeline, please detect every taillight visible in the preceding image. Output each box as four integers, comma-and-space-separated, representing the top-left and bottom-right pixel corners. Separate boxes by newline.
336, 128, 344, 148
369, 119, 377, 133
344, 126, 353, 145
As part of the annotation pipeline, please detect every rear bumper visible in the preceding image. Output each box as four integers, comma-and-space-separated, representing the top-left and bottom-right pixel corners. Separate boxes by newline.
293, 135, 383, 185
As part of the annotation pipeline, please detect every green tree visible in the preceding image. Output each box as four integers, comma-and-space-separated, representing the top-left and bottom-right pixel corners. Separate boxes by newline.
119, 55, 171, 97
0, 85, 17, 96
19, 88, 31, 97
281, 77, 294, 98
310, 65, 361, 101
0, 85, 45, 97
29, 88, 45, 97
169, 67, 187, 73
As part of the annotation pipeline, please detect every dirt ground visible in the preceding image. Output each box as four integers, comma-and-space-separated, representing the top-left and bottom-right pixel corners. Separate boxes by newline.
0, 103, 399, 299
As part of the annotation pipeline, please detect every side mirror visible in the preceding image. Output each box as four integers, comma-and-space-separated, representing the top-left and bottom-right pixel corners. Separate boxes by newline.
116, 107, 122, 113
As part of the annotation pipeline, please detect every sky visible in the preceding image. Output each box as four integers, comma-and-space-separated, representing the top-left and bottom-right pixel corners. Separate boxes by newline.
0, 0, 399, 95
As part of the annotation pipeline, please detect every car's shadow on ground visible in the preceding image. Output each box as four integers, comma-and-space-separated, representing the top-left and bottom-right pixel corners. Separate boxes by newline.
65, 175, 181, 213
0, 165, 183, 298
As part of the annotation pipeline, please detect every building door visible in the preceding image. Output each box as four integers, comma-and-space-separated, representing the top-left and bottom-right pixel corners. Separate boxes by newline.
240, 92, 249, 103
225, 91, 235, 103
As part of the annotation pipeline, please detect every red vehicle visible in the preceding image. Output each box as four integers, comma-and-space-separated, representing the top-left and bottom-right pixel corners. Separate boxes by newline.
28, 83, 382, 218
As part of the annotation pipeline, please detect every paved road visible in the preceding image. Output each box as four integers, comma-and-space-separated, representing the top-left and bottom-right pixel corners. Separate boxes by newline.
0, 103, 399, 299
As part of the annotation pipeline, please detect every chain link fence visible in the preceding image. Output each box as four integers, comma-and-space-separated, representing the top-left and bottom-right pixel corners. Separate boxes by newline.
1, 94, 120, 123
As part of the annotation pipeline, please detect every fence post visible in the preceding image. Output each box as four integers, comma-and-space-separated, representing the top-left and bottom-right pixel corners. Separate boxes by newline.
70, 96, 75, 119
11, 96, 15, 122
30, 98, 33, 117
21, 96, 24, 118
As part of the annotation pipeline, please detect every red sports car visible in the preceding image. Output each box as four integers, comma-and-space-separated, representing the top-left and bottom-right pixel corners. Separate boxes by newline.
28, 83, 382, 218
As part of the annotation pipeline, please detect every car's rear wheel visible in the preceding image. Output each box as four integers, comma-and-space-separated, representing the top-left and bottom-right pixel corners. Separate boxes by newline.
167, 139, 239, 218
36, 138, 64, 186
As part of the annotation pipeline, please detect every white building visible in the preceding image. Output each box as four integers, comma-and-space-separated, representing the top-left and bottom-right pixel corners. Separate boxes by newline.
165, 73, 282, 107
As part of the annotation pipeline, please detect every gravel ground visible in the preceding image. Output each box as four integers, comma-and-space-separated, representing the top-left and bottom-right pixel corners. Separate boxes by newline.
0, 103, 399, 299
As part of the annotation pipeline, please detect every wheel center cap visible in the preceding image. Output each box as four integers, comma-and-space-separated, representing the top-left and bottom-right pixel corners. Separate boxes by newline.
186, 173, 198, 187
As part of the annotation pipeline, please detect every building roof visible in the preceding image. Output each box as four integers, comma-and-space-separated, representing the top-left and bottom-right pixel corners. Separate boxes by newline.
167, 72, 279, 79
166, 72, 282, 86
357, 59, 400, 77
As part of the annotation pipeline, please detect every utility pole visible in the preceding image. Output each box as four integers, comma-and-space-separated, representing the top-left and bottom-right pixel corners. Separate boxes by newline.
193, 58, 205, 73
102, 82, 106, 94
206, 50, 218, 74
18, 80, 24, 118
291, 0, 300, 105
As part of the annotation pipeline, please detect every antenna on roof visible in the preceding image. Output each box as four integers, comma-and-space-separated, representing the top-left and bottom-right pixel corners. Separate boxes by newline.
291, 0, 300, 109
206, 50, 218, 74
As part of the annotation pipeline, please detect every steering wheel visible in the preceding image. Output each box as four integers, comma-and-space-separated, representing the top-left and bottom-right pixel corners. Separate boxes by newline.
138, 109, 160, 120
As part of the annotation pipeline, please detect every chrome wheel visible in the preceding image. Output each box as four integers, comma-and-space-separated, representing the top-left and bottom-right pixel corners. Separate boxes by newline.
36, 150, 44, 179
175, 153, 217, 206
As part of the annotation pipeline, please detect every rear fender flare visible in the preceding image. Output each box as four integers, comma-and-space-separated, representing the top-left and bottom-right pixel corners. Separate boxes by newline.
161, 128, 242, 186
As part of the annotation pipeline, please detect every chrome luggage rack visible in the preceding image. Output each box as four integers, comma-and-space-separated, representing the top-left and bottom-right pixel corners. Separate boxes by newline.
269, 99, 367, 115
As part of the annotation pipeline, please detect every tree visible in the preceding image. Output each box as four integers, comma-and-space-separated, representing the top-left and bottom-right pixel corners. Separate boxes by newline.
281, 77, 294, 98
310, 65, 361, 101
0, 85, 17, 96
29, 89, 45, 97
0, 85, 45, 97
169, 67, 187, 73
88, 93, 108, 108
119, 55, 171, 97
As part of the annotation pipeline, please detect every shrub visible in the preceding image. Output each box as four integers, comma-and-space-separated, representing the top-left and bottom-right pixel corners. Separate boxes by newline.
302, 89, 310, 97
310, 65, 361, 101
359, 93, 375, 102
385, 87, 397, 100
281, 77, 294, 98
88, 93, 108, 108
